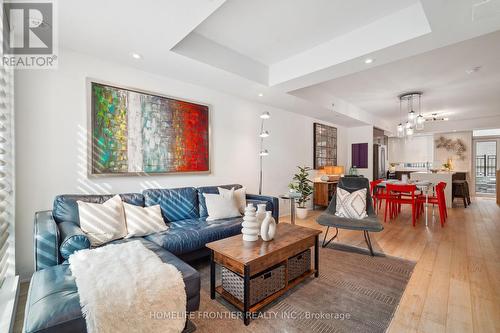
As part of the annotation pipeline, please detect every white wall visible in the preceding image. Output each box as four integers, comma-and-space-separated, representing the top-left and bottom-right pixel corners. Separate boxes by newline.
433, 132, 472, 173
14, 49, 346, 279
473, 129, 500, 137
346, 125, 373, 180
388, 135, 434, 164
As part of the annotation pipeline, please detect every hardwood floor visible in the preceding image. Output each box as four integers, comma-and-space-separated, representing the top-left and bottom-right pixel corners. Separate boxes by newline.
13, 281, 28, 333
281, 197, 500, 333
13, 198, 499, 333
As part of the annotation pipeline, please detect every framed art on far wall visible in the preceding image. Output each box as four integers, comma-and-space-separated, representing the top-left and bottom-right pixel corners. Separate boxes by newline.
88, 80, 210, 176
313, 123, 337, 169
351, 143, 368, 168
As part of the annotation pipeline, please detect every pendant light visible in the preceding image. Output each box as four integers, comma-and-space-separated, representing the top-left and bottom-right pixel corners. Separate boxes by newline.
397, 99, 404, 137
397, 123, 404, 136
408, 96, 416, 123
397, 92, 424, 136
406, 126, 414, 136
416, 93, 424, 130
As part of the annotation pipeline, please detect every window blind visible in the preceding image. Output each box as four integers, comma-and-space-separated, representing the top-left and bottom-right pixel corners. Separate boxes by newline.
0, 63, 14, 288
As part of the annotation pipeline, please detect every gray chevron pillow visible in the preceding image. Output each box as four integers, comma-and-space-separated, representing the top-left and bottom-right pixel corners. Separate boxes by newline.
335, 187, 368, 219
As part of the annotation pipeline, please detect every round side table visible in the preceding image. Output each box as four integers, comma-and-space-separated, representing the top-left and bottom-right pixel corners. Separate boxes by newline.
279, 192, 302, 225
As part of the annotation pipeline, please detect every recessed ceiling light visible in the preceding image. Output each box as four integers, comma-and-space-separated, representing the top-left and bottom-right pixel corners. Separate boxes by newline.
258, 93, 264, 97
131, 52, 142, 60
364, 58, 374, 64
466, 66, 481, 74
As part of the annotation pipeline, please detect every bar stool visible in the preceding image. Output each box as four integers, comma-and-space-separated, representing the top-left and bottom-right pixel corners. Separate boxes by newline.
452, 180, 471, 207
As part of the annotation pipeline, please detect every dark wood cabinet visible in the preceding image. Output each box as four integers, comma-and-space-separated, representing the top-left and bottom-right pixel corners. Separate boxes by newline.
313, 181, 338, 208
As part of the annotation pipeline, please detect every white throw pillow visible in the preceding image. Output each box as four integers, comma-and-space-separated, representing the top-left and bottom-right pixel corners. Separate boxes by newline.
218, 187, 246, 214
77, 195, 127, 246
335, 187, 368, 220
203, 189, 242, 221
123, 203, 168, 238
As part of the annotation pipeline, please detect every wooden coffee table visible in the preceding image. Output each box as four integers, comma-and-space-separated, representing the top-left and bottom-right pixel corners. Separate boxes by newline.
206, 223, 321, 325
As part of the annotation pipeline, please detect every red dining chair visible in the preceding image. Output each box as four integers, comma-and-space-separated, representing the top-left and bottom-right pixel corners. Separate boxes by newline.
369, 179, 385, 214
385, 184, 419, 226
417, 182, 447, 227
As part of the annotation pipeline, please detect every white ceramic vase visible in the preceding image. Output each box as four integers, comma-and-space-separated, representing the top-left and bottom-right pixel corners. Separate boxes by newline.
255, 204, 267, 235
296, 207, 308, 220
260, 211, 276, 241
241, 204, 259, 241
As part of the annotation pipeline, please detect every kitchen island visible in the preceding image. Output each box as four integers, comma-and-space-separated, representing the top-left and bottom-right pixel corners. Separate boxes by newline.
410, 171, 455, 208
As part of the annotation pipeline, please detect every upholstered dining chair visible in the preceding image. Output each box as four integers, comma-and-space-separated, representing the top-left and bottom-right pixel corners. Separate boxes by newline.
316, 177, 383, 256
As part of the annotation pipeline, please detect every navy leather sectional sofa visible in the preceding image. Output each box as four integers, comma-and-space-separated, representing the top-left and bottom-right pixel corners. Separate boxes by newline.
24, 184, 279, 333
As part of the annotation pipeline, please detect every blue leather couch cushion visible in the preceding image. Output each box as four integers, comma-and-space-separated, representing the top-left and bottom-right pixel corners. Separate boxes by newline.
145, 217, 243, 255
24, 263, 86, 333
197, 184, 242, 218
52, 193, 144, 225
143, 187, 199, 222
58, 222, 91, 260
24, 238, 201, 333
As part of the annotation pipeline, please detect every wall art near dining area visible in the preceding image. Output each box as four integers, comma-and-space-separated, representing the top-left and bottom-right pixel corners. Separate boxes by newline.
313, 123, 337, 169
90, 81, 209, 175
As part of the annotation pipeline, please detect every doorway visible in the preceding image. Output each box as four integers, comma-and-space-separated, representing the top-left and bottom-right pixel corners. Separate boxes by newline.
474, 140, 497, 195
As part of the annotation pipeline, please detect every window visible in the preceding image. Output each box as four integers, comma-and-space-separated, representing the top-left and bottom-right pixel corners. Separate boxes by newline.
314, 123, 337, 169
0, 63, 15, 287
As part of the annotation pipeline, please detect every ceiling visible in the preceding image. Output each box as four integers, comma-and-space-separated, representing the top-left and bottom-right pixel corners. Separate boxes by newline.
58, 0, 500, 131
300, 30, 500, 123
194, 0, 418, 65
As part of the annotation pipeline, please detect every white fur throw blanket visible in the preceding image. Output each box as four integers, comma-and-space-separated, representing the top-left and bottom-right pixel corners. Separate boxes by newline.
69, 241, 186, 333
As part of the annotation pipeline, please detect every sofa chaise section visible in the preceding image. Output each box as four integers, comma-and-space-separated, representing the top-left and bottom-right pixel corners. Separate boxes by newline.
24, 238, 200, 333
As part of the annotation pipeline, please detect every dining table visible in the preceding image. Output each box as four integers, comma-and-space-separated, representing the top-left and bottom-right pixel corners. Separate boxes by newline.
377, 179, 435, 227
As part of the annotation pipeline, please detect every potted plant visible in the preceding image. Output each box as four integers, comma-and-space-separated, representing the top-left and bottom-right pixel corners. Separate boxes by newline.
288, 166, 314, 219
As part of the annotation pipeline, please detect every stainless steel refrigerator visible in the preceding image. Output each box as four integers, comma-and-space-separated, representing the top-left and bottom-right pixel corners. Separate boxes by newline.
373, 144, 387, 180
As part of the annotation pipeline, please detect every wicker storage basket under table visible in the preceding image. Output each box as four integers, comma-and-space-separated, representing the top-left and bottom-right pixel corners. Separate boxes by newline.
287, 249, 311, 281
222, 264, 286, 306
207, 223, 322, 326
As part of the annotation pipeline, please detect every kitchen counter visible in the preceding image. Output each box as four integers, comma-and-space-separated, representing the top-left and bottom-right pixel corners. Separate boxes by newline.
410, 171, 455, 208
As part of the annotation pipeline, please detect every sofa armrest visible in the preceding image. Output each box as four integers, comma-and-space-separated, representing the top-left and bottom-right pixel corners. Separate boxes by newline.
245, 194, 279, 222
34, 211, 60, 271
58, 222, 91, 259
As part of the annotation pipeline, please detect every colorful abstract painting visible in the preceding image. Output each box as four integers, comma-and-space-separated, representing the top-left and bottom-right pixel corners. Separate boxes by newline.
90, 82, 209, 175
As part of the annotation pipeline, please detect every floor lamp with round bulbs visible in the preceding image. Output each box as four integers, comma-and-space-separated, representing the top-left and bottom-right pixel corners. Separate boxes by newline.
259, 112, 270, 195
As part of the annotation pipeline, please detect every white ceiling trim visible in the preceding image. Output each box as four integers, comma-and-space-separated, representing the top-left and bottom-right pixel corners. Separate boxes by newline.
269, 2, 430, 86
172, 32, 268, 84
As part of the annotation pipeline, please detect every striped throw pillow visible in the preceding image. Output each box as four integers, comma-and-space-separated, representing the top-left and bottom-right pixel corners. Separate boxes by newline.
77, 195, 127, 246
123, 203, 168, 237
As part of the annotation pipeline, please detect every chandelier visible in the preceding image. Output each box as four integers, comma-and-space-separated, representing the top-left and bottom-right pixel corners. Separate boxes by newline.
397, 92, 424, 138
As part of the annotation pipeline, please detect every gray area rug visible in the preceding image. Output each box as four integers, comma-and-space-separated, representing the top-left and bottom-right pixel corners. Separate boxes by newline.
189, 243, 415, 333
